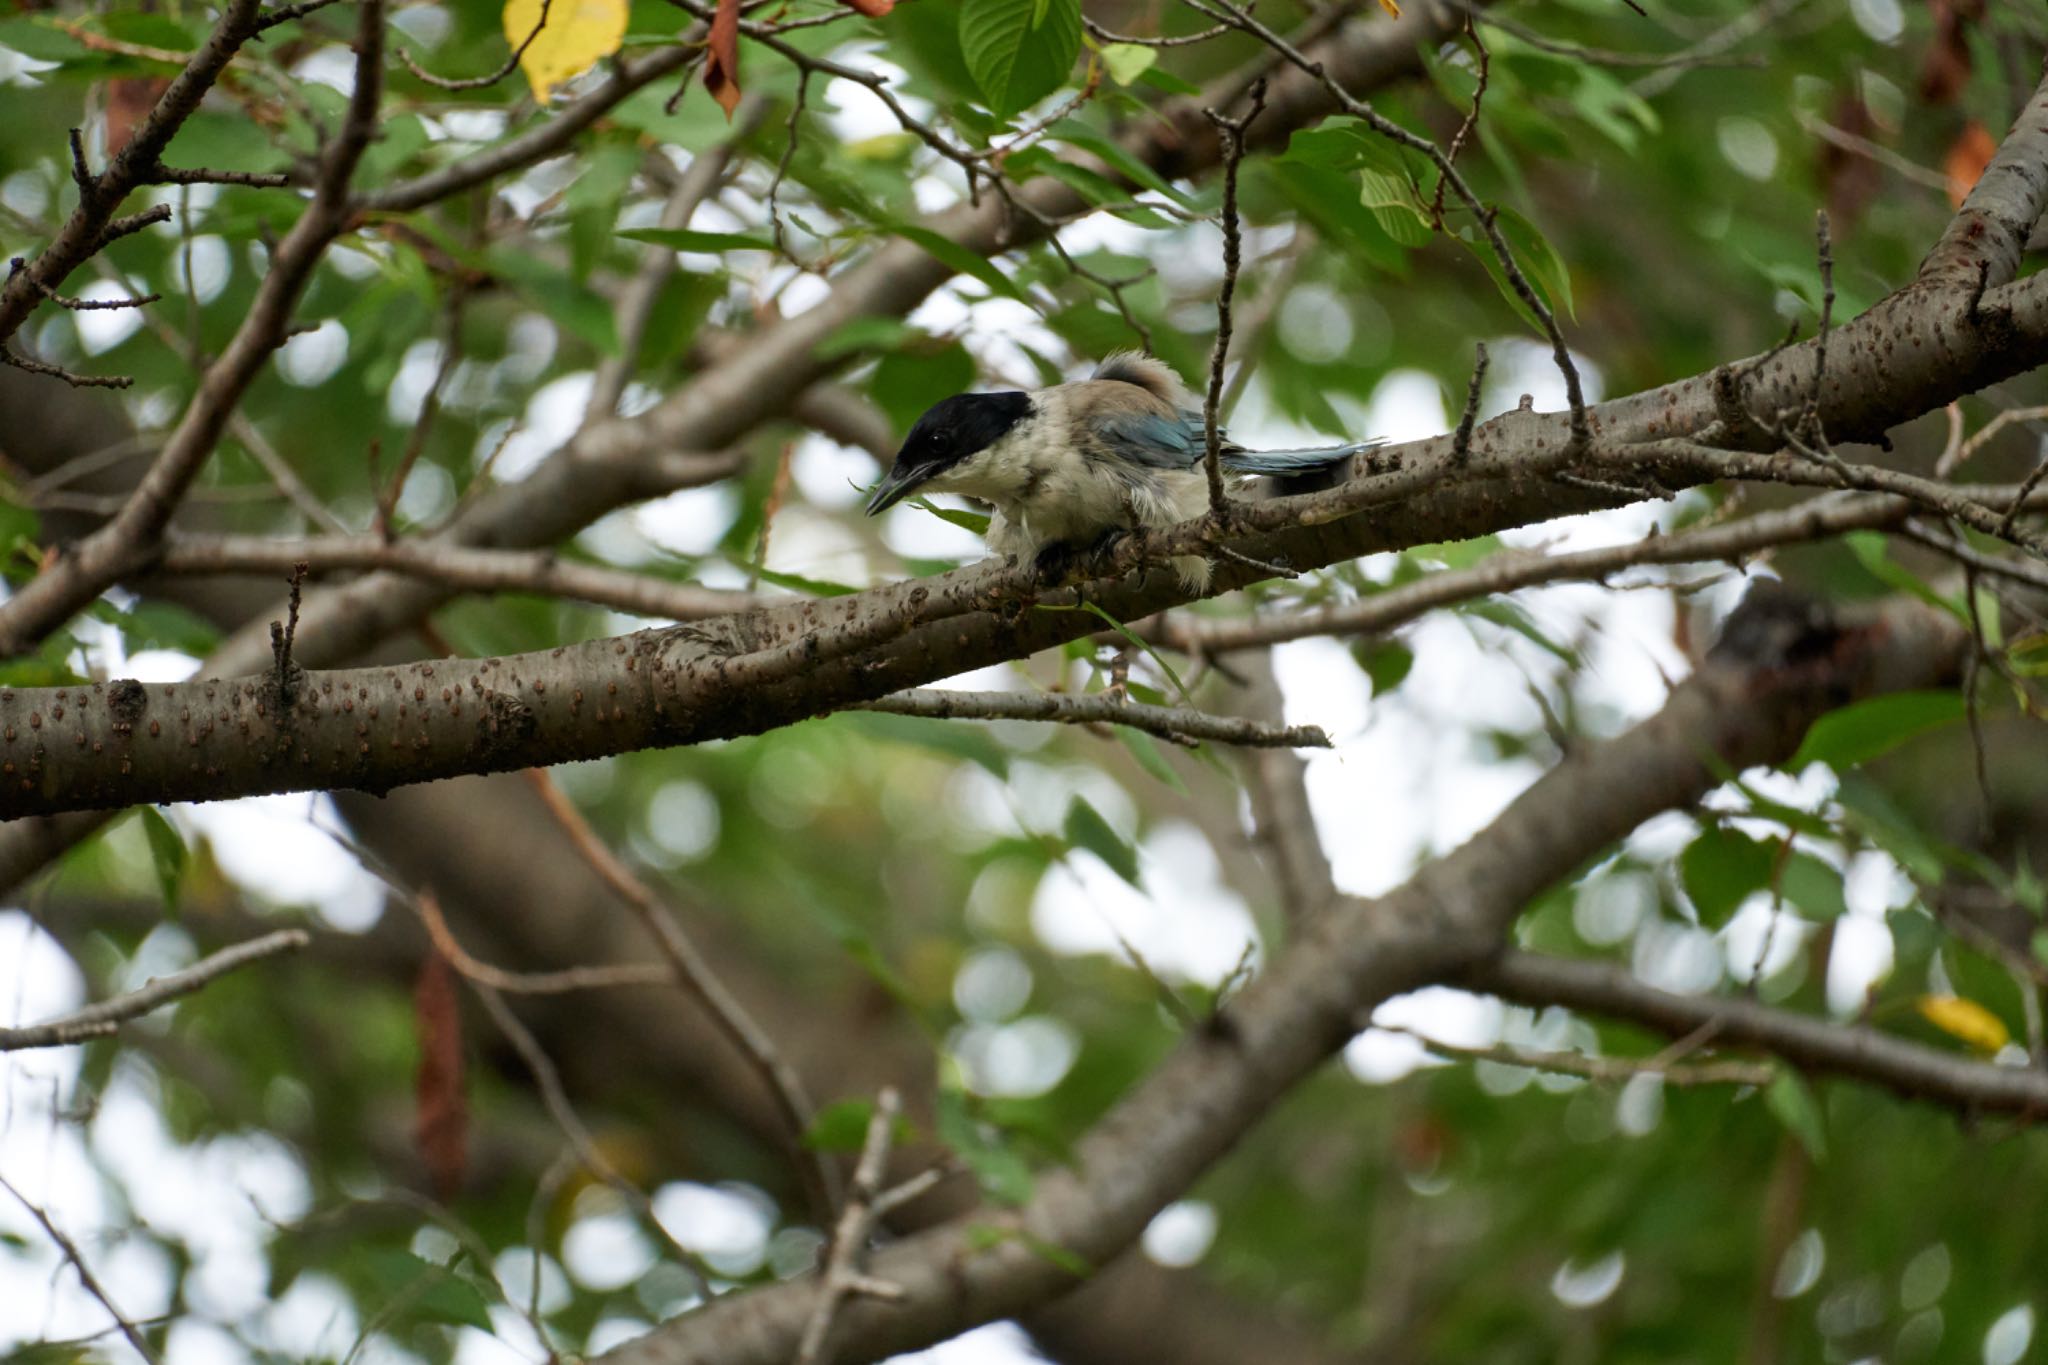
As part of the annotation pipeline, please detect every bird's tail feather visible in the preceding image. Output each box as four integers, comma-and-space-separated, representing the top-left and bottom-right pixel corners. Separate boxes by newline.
1221, 439, 1381, 474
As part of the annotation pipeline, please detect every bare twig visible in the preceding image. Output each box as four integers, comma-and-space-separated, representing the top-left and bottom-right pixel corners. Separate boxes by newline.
1374, 1022, 1776, 1088
399, 0, 553, 90
856, 687, 1330, 749
0, 1173, 166, 1364
1429, 19, 1489, 231
1451, 341, 1488, 464
794, 1087, 906, 1365
1182, 0, 1590, 455
0, 346, 134, 389
416, 891, 669, 994
157, 526, 760, 619
1201, 80, 1267, 513
0, 928, 310, 1052
470, 983, 718, 1297
521, 769, 841, 1217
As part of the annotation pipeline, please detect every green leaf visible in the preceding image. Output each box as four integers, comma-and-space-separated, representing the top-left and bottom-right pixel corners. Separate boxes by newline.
1492, 206, 1574, 319
1116, 728, 1187, 793
936, 1087, 1034, 1205
745, 563, 862, 597
838, 709, 1011, 776
959, 0, 1081, 118
363, 1251, 494, 1331
1046, 121, 1196, 207
1064, 796, 1140, 886
1680, 826, 1773, 928
1357, 168, 1431, 248
1098, 42, 1155, 86
802, 1099, 916, 1152
0, 17, 89, 60
1353, 637, 1414, 697
892, 224, 1028, 301
1790, 691, 1967, 771
1765, 1070, 1827, 1162
138, 808, 187, 915
618, 227, 776, 252
815, 316, 918, 361
1844, 531, 1962, 617
909, 495, 991, 536
1780, 852, 1848, 922
872, 341, 977, 433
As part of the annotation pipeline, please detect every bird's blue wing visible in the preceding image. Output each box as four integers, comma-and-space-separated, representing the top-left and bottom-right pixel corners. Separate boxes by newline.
1088, 409, 1206, 470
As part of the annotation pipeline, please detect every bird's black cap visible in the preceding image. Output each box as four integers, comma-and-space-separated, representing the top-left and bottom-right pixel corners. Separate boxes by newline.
865, 391, 1032, 515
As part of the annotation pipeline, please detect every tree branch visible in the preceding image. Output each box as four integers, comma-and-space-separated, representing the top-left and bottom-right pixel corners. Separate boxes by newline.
1475, 950, 2048, 1118
0, 927, 309, 1051
854, 688, 1330, 749
589, 589, 1966, 1365
0, 0, 266, 350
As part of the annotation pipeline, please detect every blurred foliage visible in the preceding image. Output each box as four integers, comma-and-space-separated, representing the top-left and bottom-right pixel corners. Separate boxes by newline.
4, 0, 2048, 1362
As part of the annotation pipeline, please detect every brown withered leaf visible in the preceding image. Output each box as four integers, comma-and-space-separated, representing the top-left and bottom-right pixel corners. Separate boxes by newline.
1916, 0, 1982, 106
1816, 91, 1880, 231
413, 946, 469, 1201
104, 77, 170, 155
1945, 120, 1996, 209
702, 0, 742, 118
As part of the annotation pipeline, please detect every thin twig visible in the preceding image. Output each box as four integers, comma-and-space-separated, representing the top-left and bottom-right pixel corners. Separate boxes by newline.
856, 687, 1330, 749
470, 983, 718, 1297
415, 891, 670, 994
398, 0, 552, 90
1451, 341, 1489, 464
1182, 0, 1591, 456
0, 1173, 166, 1363
1201, 79, 1267, 514
0, 928, 310, 1052
1429, 18, 1489, 230
1375, 1023, 1776, 1088
794, 1087, 905, 1365
521, 769, 841, 1218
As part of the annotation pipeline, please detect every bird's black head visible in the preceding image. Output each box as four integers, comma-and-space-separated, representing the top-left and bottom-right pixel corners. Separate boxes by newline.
865, 391, 1032, 515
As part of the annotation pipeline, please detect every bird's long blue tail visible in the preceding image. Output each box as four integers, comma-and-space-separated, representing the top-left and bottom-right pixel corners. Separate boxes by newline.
1221, 439, 1382, 475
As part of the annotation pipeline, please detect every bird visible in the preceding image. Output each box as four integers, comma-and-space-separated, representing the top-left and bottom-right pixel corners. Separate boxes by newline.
864, 352, 1378, 591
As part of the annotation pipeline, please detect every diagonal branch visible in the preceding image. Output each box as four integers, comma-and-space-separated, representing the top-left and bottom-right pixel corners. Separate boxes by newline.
1917, 64, 2048, 290
0, 0, 389, 659
0, 927, 310, 1052
0, 0, 266, 350
587, 589, 1966, 1365
1475, 950, 2048, 1117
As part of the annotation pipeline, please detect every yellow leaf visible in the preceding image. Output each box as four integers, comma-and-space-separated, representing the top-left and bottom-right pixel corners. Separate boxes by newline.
503, 0, 626, 103
1377, 0, 1401, 14
1916, 995, 2010, 1053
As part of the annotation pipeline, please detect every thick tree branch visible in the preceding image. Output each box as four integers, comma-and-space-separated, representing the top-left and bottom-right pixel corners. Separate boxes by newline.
1475, 950, 2048, 1118
1918, 62, 2048, 289
589, 590, 1966, 1365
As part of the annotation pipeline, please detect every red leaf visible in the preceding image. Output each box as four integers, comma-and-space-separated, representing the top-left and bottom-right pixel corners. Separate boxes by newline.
413, 947, 468, 1201
839, 0, 894, 14
1946, 121, 1996, 210
702, 0, 742, 119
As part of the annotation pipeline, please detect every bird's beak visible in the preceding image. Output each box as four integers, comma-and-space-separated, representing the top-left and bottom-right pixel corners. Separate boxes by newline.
864, 465, 931, 517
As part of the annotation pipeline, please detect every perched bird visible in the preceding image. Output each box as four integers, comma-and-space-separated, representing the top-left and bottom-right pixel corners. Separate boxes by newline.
864, 353, 1377, 590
